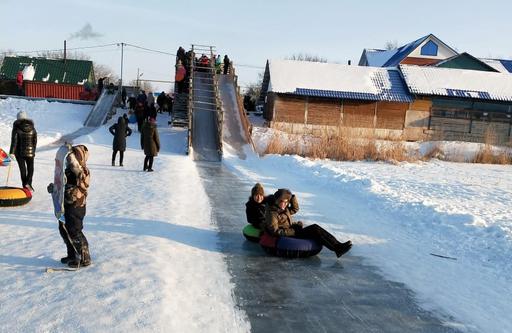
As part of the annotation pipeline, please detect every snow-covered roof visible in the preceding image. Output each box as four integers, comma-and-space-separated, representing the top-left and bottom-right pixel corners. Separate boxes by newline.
359, 49, 398, 67
266, 59, 412, 102
480, 58, 512, 74
359, 34, 458, 68
400, 65, 512, 102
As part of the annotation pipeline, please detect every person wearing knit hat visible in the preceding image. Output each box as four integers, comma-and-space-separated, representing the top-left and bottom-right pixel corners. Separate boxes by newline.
245, 183, 268, 229
264, 188, 352, 258
17, 111, 28, 120
9, 110, 37, 191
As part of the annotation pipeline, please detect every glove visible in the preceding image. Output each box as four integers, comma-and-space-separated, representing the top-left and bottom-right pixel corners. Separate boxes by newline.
47, 183, 54, 194
292, 222, 303, 231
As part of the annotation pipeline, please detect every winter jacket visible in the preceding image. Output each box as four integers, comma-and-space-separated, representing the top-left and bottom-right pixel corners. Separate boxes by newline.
109, 117, 132, 152
141, 121, 160, 156
245, 196, 270, 229
10, 119, 37, 157
264, 194, 300, 237
147, 93, 155, 107
175, 65, 186, 82
64, 145, 90, 208
16, 71, 23, 87
108, 117, 132, 151
156, 93, 166, 108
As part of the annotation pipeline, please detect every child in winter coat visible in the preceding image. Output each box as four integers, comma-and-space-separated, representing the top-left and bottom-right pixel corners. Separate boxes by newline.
47, 145, 91, 268
245, 183, 268, 229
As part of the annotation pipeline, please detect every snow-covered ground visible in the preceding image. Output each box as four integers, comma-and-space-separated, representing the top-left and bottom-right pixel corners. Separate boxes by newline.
0, 99, 249, 332
1, 97, 511, 332
222, 126, 512, 333
0, 98, 92, 149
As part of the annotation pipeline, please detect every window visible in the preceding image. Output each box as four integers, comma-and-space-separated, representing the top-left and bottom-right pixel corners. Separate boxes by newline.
420, 40, 438, 56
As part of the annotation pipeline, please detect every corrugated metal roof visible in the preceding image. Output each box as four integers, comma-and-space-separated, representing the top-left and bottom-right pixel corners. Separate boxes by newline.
360, 49, 398, 67
383, 35, 429, 67
480, 58, 512, 73
499, 59, 512, 73
0, 56, 93, 84
400, 64, 512, 102
435, 53, 498, 72
266, 59, 412, 103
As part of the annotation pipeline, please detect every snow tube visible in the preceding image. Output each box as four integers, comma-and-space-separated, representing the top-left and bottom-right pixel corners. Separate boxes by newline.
242, 224, 262, 242
0, 148, 11, 166
128, 113, 137, 124
0, 186, 32, 207
259, 232, 323, 258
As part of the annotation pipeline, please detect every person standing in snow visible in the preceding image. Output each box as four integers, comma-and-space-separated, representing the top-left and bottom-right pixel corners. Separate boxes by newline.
245, 183, 269, 229
147, 92, 155, 108
135, 100, 146, 132
47, 145, 91, 268
109, 116, 132, 166
121, 87, 127, 108
140, 117, 160, 172
264, 189, 352, 258
9, 111, 37, 191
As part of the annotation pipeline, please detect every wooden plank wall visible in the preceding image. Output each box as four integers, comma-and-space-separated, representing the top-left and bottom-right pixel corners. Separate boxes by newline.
274, 95, 305, 123
343, 101, 375, 128
376, 101, 407, 129
273, 95, 409, 130
430, 117, 511, 144
306, 97, 341, 126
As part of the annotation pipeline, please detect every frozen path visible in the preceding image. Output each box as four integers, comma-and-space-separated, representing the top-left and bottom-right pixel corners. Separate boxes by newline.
197, 162, 464, 333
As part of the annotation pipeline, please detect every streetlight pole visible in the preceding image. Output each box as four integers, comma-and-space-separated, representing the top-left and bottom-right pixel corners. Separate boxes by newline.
136, 68, 143, 88
120, 42, 125, 86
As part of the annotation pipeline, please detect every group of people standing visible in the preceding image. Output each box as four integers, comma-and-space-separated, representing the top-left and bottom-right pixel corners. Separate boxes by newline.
246, 183, 353, 258
174, 46, 232, 94
109, 113, 160, 172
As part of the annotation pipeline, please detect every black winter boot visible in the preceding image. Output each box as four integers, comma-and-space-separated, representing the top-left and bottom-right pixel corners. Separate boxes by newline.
61, 257, 71, 264
335, 241, 352, 258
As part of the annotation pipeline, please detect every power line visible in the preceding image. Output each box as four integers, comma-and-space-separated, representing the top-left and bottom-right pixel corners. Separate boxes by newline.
124, 43, 175, 56
235, 63, 264, 69
0, 43, 119, 55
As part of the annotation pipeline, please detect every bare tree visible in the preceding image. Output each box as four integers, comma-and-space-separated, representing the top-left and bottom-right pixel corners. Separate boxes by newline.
128, 79, 153, 92
384, 40, 399, 50
94, 64, 119, 84
0, 49, 16, 68
242, 72, 263, 111
286, 53, 327, 63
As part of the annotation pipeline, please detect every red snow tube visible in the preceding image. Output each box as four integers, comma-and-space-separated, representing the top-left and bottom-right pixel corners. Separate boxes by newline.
259, 232, 323, 258
0, 186, 32, 207
0, 148, 11, 166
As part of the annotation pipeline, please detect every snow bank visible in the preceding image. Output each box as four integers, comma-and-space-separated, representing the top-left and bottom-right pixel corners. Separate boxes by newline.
223, 132, 512, 333
0, 98, 91, 149
0, 103, 250, 332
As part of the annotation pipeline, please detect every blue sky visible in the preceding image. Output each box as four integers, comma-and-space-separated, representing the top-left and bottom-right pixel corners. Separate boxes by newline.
1, 0, 511, 92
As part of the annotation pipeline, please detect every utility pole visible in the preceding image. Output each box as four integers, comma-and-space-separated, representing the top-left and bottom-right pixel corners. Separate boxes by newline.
137, 68, 143, 88
118, 42, 125, 86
